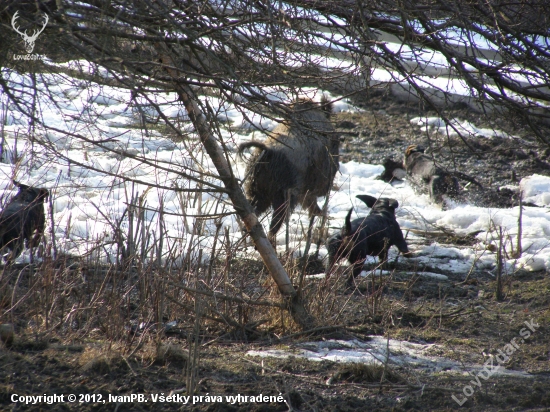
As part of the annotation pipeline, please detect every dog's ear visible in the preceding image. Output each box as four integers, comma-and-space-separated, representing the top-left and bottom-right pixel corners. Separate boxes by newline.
388, 199, 399, 210
405, 145, 416, 157
356, 194, 377, 209
13, 180, 31, 191
405, 145, 425, 157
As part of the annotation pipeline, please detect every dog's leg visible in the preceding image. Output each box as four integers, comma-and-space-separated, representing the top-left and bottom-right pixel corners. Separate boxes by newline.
314, 194, 331, 256
372, 246, 390, 296
29, 223, 44, 264
347, 254, 367, 289
379, 244, 389, 269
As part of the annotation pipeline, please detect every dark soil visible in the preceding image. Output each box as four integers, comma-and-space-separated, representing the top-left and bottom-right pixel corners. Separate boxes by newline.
1, 91, 550, 411
336, 88, 550, 209
2, 267, 550, 412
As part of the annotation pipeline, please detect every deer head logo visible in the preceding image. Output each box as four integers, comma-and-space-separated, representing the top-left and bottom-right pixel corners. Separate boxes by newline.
11, 11, 49, 54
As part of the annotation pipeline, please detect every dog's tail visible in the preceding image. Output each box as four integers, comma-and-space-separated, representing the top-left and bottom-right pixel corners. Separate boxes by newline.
343, 207, 353, 237
238, 141, 268, 160
451, 171, 483, 189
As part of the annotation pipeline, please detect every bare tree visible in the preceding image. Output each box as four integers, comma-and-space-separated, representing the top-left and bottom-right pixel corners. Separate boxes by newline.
1, 0, 549, 331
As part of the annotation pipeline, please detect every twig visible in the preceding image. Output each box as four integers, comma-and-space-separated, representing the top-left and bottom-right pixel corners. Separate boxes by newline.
165, 280, 285, 308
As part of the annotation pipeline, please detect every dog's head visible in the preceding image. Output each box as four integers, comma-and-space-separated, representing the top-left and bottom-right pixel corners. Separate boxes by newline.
13, 181, 49, 203
355, 194, 399, 217
405, 144, 425, 158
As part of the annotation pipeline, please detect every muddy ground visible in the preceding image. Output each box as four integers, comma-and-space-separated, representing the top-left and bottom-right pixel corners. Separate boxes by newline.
1, 90, 550, 411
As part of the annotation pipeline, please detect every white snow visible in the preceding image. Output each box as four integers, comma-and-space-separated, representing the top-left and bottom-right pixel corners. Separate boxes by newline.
520, 174, 550, 206
410, 116, 511, 139
1, 67, 549, 273
2, 20, 549, 379
0, 12, 549, 296
247, 338, 532, 378
306, 270, 449, 281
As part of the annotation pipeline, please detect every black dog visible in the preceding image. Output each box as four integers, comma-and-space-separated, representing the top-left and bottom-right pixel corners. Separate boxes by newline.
0, 181, 49, 261
326, 194, 411, 286
378, 157, 407, 183
403, 145, 460, 204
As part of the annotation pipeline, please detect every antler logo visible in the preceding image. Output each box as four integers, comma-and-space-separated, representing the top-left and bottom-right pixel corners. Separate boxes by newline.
11, 11, 49, 54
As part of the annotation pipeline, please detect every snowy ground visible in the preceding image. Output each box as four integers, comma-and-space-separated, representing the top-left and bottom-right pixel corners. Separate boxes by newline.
247, 338, 533, 378
320, 160, 550, 275
2, 61, 550, 380
1, 64, 550, 274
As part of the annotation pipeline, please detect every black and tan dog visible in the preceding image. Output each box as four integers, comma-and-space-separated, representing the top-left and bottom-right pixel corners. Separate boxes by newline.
404, 145, 460, 204
326, 194, 411, 287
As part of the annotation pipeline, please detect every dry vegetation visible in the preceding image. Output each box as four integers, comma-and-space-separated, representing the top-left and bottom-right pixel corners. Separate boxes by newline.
1, 94, 550, 411
2, 1, 550, 409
